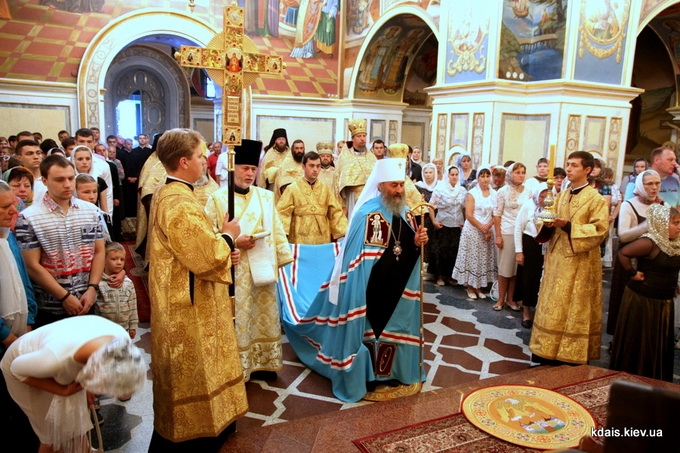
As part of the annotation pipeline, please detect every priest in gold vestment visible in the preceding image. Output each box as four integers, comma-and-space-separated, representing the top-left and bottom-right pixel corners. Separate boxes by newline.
272, 139, 306, 202
147, 129, 247, 450
276, 151, 347, 244
336, 118, 376, 217
316, 141, 337, 190
257, 128, 289, 190
205, 139, 293, 380
529, 151, 609, 365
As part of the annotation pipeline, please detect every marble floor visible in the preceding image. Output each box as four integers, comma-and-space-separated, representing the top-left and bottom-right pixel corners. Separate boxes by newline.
99, 270, 680, 452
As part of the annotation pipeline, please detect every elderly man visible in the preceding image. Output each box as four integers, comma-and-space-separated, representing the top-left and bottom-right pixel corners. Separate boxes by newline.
278, 158, 428, 402
336, 118, 376, 217
205, 139, 293, 381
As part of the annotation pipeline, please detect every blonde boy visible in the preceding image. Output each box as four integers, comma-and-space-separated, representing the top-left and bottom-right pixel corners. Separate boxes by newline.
95, 242, 138, 338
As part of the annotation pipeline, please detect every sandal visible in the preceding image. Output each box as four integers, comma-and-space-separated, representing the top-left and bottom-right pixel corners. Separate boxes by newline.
507, 302, 521, 311
467, 291, 478, 300
492, 304, 503, 311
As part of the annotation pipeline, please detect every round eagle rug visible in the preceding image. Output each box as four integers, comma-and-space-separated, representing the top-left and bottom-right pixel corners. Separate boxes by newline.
461, 385, 596, 450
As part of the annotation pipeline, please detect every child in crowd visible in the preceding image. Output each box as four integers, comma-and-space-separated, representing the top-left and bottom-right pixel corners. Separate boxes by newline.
96, 242, 139, 340
76, 173, 112, 241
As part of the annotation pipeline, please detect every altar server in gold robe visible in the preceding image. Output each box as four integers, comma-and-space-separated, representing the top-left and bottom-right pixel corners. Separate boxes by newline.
529, 151, 609, 365
147, 129, 247, 451
205, 139, 293, 381
276, 151, 347, 244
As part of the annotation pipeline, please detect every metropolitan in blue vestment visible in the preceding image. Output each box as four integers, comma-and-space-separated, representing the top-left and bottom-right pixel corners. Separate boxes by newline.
278, 158, 426, 402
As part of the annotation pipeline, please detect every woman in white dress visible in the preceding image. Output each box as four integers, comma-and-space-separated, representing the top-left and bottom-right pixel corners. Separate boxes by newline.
492, 162, 530, 311
1, 316, 145, 453
452, 167, 497, 299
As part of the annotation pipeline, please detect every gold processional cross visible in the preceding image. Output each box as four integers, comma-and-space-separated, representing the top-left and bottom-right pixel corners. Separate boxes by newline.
174, 2, 284, 147
174, 2, 284, 316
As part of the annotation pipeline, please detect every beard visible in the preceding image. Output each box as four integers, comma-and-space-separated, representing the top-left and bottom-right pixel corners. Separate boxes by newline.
194, 174, 210, 187
380, 191, 405, 215
274, 143, 287, 152
292, 151, 304, 163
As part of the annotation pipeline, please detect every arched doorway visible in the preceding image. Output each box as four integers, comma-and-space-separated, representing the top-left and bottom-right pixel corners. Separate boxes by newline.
77, 9, 218, 131
349, 8, 439, 160
104, 45, 189, 138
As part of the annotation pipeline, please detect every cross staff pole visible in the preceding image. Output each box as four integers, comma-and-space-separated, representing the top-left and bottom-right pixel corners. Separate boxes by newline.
411, 201, 435, 389
175, 2, 284, 316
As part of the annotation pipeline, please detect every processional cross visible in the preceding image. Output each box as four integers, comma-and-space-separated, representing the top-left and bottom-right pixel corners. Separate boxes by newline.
174, 2, 284, 310
174, 2, 284, 146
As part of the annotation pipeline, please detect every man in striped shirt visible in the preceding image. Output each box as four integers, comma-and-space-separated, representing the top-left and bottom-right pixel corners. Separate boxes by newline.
15, 154, 105, 327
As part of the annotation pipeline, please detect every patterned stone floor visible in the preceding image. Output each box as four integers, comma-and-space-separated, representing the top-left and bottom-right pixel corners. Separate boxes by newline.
100, 269, 680, 452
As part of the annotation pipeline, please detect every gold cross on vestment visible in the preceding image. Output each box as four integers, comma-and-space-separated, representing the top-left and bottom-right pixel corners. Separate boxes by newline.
174, 2, 284, 146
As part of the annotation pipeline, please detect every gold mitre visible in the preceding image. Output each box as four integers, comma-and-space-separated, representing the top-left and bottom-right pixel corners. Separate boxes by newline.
316, 141, 334, 154
348, 118, 367, 137
387, 143, 409, 159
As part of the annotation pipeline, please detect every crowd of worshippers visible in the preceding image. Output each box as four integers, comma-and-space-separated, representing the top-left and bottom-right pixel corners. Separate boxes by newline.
2, 121, 680, 451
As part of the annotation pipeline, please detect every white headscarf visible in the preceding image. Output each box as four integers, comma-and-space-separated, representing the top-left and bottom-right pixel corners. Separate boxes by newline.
434, 165, 463, 199
415, 162, 438, 192
70, 145, 96, 176
0, 227, 28, 337
633, 169, 662, 203
505, 162, 525, 189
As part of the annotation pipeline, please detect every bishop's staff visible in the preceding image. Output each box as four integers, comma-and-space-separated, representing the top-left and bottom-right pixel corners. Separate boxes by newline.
174, 2, 284, 317
411, 200, 435, 389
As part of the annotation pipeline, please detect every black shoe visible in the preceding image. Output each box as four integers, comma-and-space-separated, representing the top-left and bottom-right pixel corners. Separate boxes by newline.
250, 370, 277, 381
521, 319, 533, 329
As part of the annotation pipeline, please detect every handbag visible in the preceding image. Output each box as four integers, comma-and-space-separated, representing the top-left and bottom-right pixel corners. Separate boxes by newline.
88, 407, 104, 453
489, 281, 499, 301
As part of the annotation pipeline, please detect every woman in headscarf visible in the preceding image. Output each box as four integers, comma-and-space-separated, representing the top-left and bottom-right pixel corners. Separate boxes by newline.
429, 165, 467, 286
416, 163, 438, 270
457, 153, 476, 190
513, 182, 549, 328
452, 166, 497, 299
1, 316, 146, 452
492, 162, 529, 311
0, 180, 39, 449
70, 145, 109, 214
622, 157, 648, 200
606, 169, 663, 337
610, 203, 680, 381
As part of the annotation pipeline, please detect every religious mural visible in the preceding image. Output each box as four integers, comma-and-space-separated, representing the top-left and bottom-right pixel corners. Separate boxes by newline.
573, 0, 630, 85
445, 4, 491, 84
353, 14, 435, 104
498, 0, 568, 82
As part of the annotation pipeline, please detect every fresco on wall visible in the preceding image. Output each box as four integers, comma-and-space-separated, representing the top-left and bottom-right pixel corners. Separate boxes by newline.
573, 0, 630, 85
444, 4, 490, 84
0, 0, 340, 97
498, 0, 568, 82
353, 15, 434, 103
640, 0, 668, 25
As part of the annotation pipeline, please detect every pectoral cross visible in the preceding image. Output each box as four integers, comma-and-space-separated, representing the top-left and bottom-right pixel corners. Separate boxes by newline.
174, 2, 284, 146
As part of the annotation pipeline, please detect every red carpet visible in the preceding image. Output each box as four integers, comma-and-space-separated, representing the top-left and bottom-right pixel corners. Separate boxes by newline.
353, 373, 645, 453
123, 241, 150, 323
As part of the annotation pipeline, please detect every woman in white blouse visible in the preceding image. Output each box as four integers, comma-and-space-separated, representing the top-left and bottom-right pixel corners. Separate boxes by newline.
429, 165, 467, 286
492, 163, 530, 311
514, 182, 549, 328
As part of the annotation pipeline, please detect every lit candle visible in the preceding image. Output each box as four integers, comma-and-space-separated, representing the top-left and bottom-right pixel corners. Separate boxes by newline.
548, 144, 555, 180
